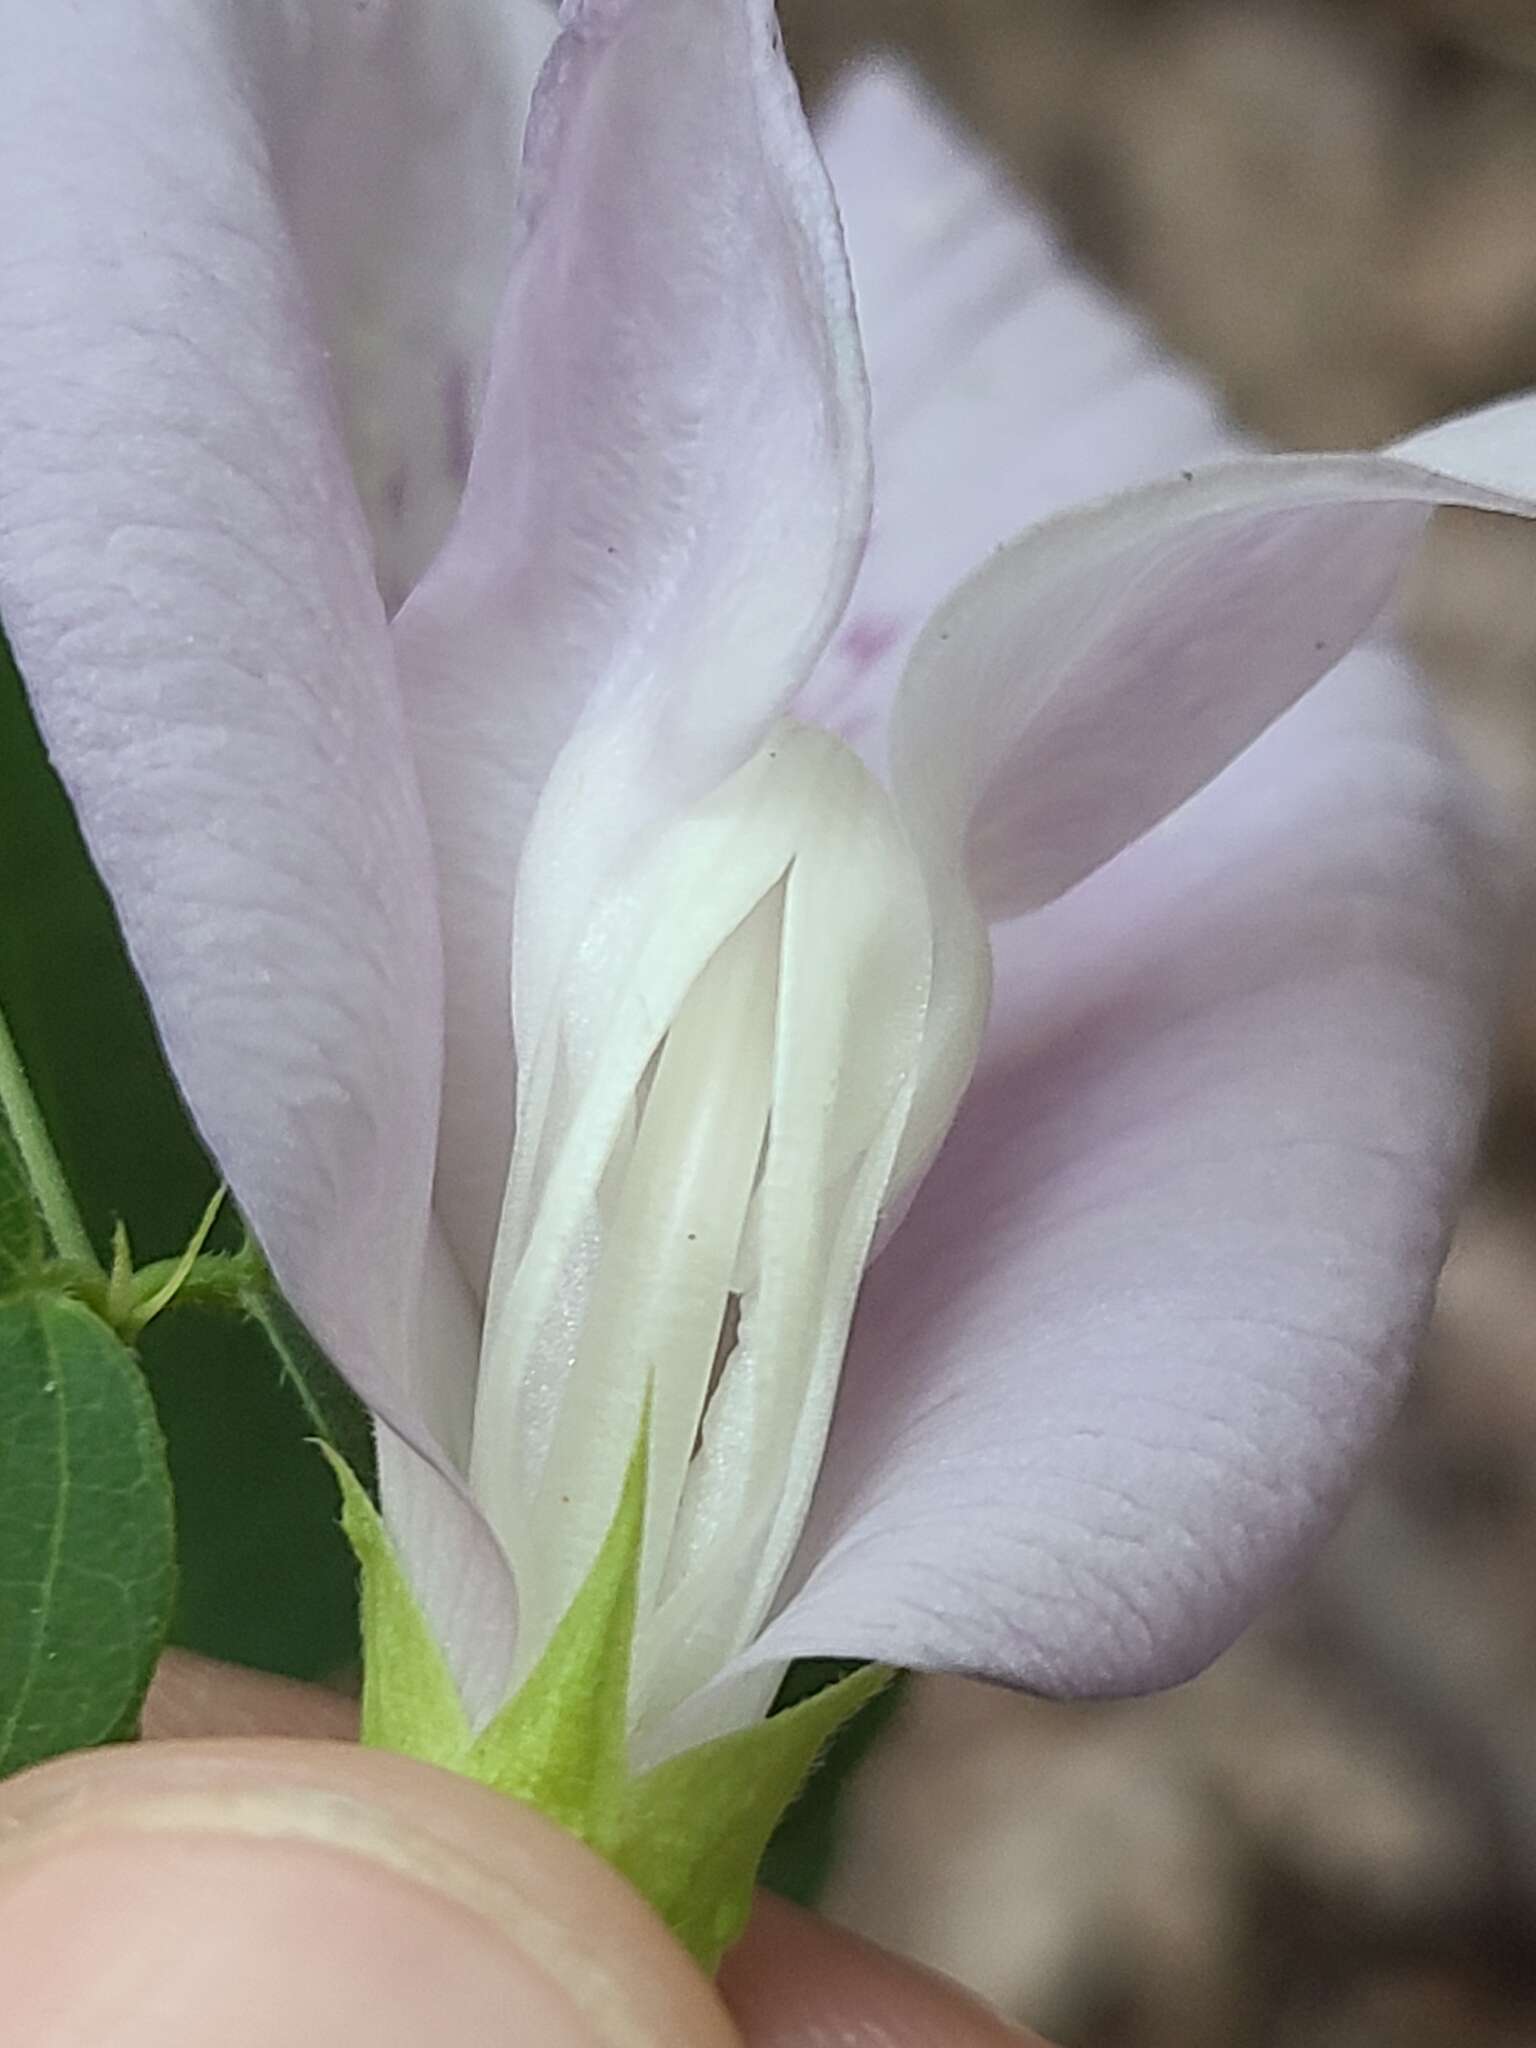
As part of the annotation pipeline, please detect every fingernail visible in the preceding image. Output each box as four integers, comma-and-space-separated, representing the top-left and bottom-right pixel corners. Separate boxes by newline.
0, 1743, 733, 2047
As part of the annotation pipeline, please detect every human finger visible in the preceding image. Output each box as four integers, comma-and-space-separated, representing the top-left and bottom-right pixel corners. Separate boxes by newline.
0, 1737, 737, 2046
721, 1892, 1054, 2048
141, 1648, 359, 1741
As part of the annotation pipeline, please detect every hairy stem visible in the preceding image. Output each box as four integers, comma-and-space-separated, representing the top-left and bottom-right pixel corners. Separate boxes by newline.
0, 997, 99, 1271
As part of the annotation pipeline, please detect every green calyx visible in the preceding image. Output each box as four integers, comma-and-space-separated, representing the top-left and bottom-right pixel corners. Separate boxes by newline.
326, 1436, 888, 1971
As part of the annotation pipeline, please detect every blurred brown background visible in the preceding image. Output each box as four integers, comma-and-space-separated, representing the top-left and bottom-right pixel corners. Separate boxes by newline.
777, 4, 1536, 2042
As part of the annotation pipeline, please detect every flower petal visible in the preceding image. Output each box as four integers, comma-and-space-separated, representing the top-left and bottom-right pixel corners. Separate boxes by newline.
375, 1426, 518, 1726
741, 648, 1497, 1699
801, 63, 1234, 744
0, 5, 454, 1448
392, 0, 871, 1292
889, 439, 1529, 922
806, 77, 1535, 923
1395, 389, 1536, 496
246, 0, 556, 606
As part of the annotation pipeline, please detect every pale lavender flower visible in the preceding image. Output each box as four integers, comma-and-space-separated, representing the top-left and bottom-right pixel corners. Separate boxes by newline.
1, 0, 1531, 1764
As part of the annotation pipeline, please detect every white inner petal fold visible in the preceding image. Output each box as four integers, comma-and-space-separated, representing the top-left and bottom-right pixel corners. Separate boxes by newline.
469, 720, 987, 1740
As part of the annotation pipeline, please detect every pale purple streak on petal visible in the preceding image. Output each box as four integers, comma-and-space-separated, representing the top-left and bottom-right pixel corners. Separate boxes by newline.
745, 650, 1496, 1696
891, 451, 1528, 921
0, 5, 456, 1450
394, 0, 871, 1293
245, 0, 556, 609
802, 64, 1232, 748
376, 1425, 518, 1724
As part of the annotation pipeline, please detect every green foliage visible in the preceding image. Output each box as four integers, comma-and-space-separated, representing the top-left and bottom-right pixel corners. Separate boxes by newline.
0, 1295, 175, 1775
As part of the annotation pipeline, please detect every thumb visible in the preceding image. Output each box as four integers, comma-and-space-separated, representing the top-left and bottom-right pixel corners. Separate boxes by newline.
0, 1737, 737, 2047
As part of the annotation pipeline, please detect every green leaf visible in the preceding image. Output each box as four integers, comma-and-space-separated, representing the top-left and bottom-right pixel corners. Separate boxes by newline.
0, 1121, 44, 1294
0, 1294, 175, 1776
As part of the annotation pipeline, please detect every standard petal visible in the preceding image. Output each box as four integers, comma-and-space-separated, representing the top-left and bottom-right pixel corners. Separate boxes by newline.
802, 63, 1234, 745
888, 437, 1531, 922
737, 648, 1497, 1701
243, 0, 557, 607
0, 6, 454, 1449
393, 0, 871, 1291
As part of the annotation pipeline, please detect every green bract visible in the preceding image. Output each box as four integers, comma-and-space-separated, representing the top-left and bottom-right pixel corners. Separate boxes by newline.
328, 1435, 887, 1970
